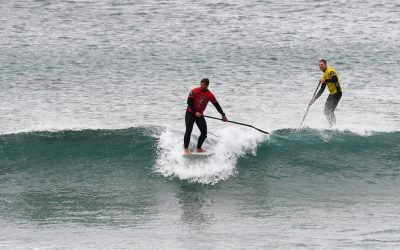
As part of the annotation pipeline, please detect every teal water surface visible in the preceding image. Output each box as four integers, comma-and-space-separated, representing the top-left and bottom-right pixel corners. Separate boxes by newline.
1, 128, 400, 248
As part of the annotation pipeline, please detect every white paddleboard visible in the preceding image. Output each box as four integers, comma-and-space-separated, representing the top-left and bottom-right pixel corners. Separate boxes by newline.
183, 151, 213, 158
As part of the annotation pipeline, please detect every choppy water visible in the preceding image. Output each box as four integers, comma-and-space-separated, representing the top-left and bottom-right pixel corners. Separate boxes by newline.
1, 0, 400, 249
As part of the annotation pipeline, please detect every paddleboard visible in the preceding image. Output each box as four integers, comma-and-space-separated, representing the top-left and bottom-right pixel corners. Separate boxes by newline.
183, 151, 213, 158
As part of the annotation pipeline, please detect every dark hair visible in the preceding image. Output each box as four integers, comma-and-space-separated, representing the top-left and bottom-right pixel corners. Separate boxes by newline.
319, 59, 327, 64
200, 78, 209, 86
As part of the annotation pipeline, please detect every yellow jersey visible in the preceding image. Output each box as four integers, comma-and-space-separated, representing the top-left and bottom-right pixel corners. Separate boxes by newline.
322, 66, 342, 94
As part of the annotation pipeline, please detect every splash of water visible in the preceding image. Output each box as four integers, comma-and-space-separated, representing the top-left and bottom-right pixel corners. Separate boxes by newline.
154, 126, 268, 184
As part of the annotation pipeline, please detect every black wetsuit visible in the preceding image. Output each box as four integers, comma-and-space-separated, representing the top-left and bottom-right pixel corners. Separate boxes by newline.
184, 111, 208, 149
324, 92, 342, 126
184, 96, 224, 149
314, 70, 342, 127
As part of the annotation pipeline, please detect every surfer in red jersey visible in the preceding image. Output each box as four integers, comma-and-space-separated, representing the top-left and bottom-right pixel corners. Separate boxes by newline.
184, 78, 228, 155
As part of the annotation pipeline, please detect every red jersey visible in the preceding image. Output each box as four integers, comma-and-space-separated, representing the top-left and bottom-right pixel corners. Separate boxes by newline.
187, 87, 217, 114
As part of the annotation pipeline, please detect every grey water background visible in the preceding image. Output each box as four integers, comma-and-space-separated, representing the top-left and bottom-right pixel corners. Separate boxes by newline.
1, 0, 400, 249
1, 0, 399, 133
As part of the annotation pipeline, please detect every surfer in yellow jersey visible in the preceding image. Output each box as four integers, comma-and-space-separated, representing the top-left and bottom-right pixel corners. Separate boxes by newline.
310, 59, 343, 127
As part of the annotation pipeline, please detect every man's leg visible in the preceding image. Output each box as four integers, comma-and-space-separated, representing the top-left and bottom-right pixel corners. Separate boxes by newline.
184, 112, 196, 149
324, 93, 342, 127
195, 116, 207, 149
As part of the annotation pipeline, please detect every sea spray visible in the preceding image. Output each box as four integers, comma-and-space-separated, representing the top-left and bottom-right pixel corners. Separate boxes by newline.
154, 126, 268, 184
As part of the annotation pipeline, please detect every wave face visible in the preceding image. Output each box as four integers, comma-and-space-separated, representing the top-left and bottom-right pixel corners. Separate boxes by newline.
251, 129, 400, 181
1, 127, 399, 183
0, 128, 158, 173
1, 127, 400, 249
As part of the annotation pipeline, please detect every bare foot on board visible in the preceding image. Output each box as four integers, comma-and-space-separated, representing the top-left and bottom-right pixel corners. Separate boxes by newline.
196, 148, 206, 153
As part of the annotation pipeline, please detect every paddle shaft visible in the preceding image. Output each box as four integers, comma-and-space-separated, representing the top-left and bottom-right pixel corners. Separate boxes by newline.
203, 115, 269, 134
300, 82, 321, 128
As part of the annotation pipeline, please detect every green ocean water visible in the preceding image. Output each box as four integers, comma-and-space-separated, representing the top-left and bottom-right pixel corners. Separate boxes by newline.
1, 128, 399, 242
1, 128, 400, 248
2, 128, 398, 182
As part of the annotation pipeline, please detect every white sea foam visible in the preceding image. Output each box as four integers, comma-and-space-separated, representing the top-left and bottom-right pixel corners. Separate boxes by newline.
154, 126, 267, 184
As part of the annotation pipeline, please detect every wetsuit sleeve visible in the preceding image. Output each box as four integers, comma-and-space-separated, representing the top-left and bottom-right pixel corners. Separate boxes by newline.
325, 71, 338, 83
212, 102, 225, 116
187, 97, 197, 113
188, 90, 196, 99
326, 71, 342, 93
331, 74, 339, 84
313, 83, 326, 100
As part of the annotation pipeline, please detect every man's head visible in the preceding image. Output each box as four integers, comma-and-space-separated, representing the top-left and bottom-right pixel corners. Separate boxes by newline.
319, 59, 327, 72
200, 78, 209, 91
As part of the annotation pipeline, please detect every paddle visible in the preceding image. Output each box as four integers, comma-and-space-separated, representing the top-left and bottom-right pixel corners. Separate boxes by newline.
203, 115, 269, 134
299, 82, 321, 128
